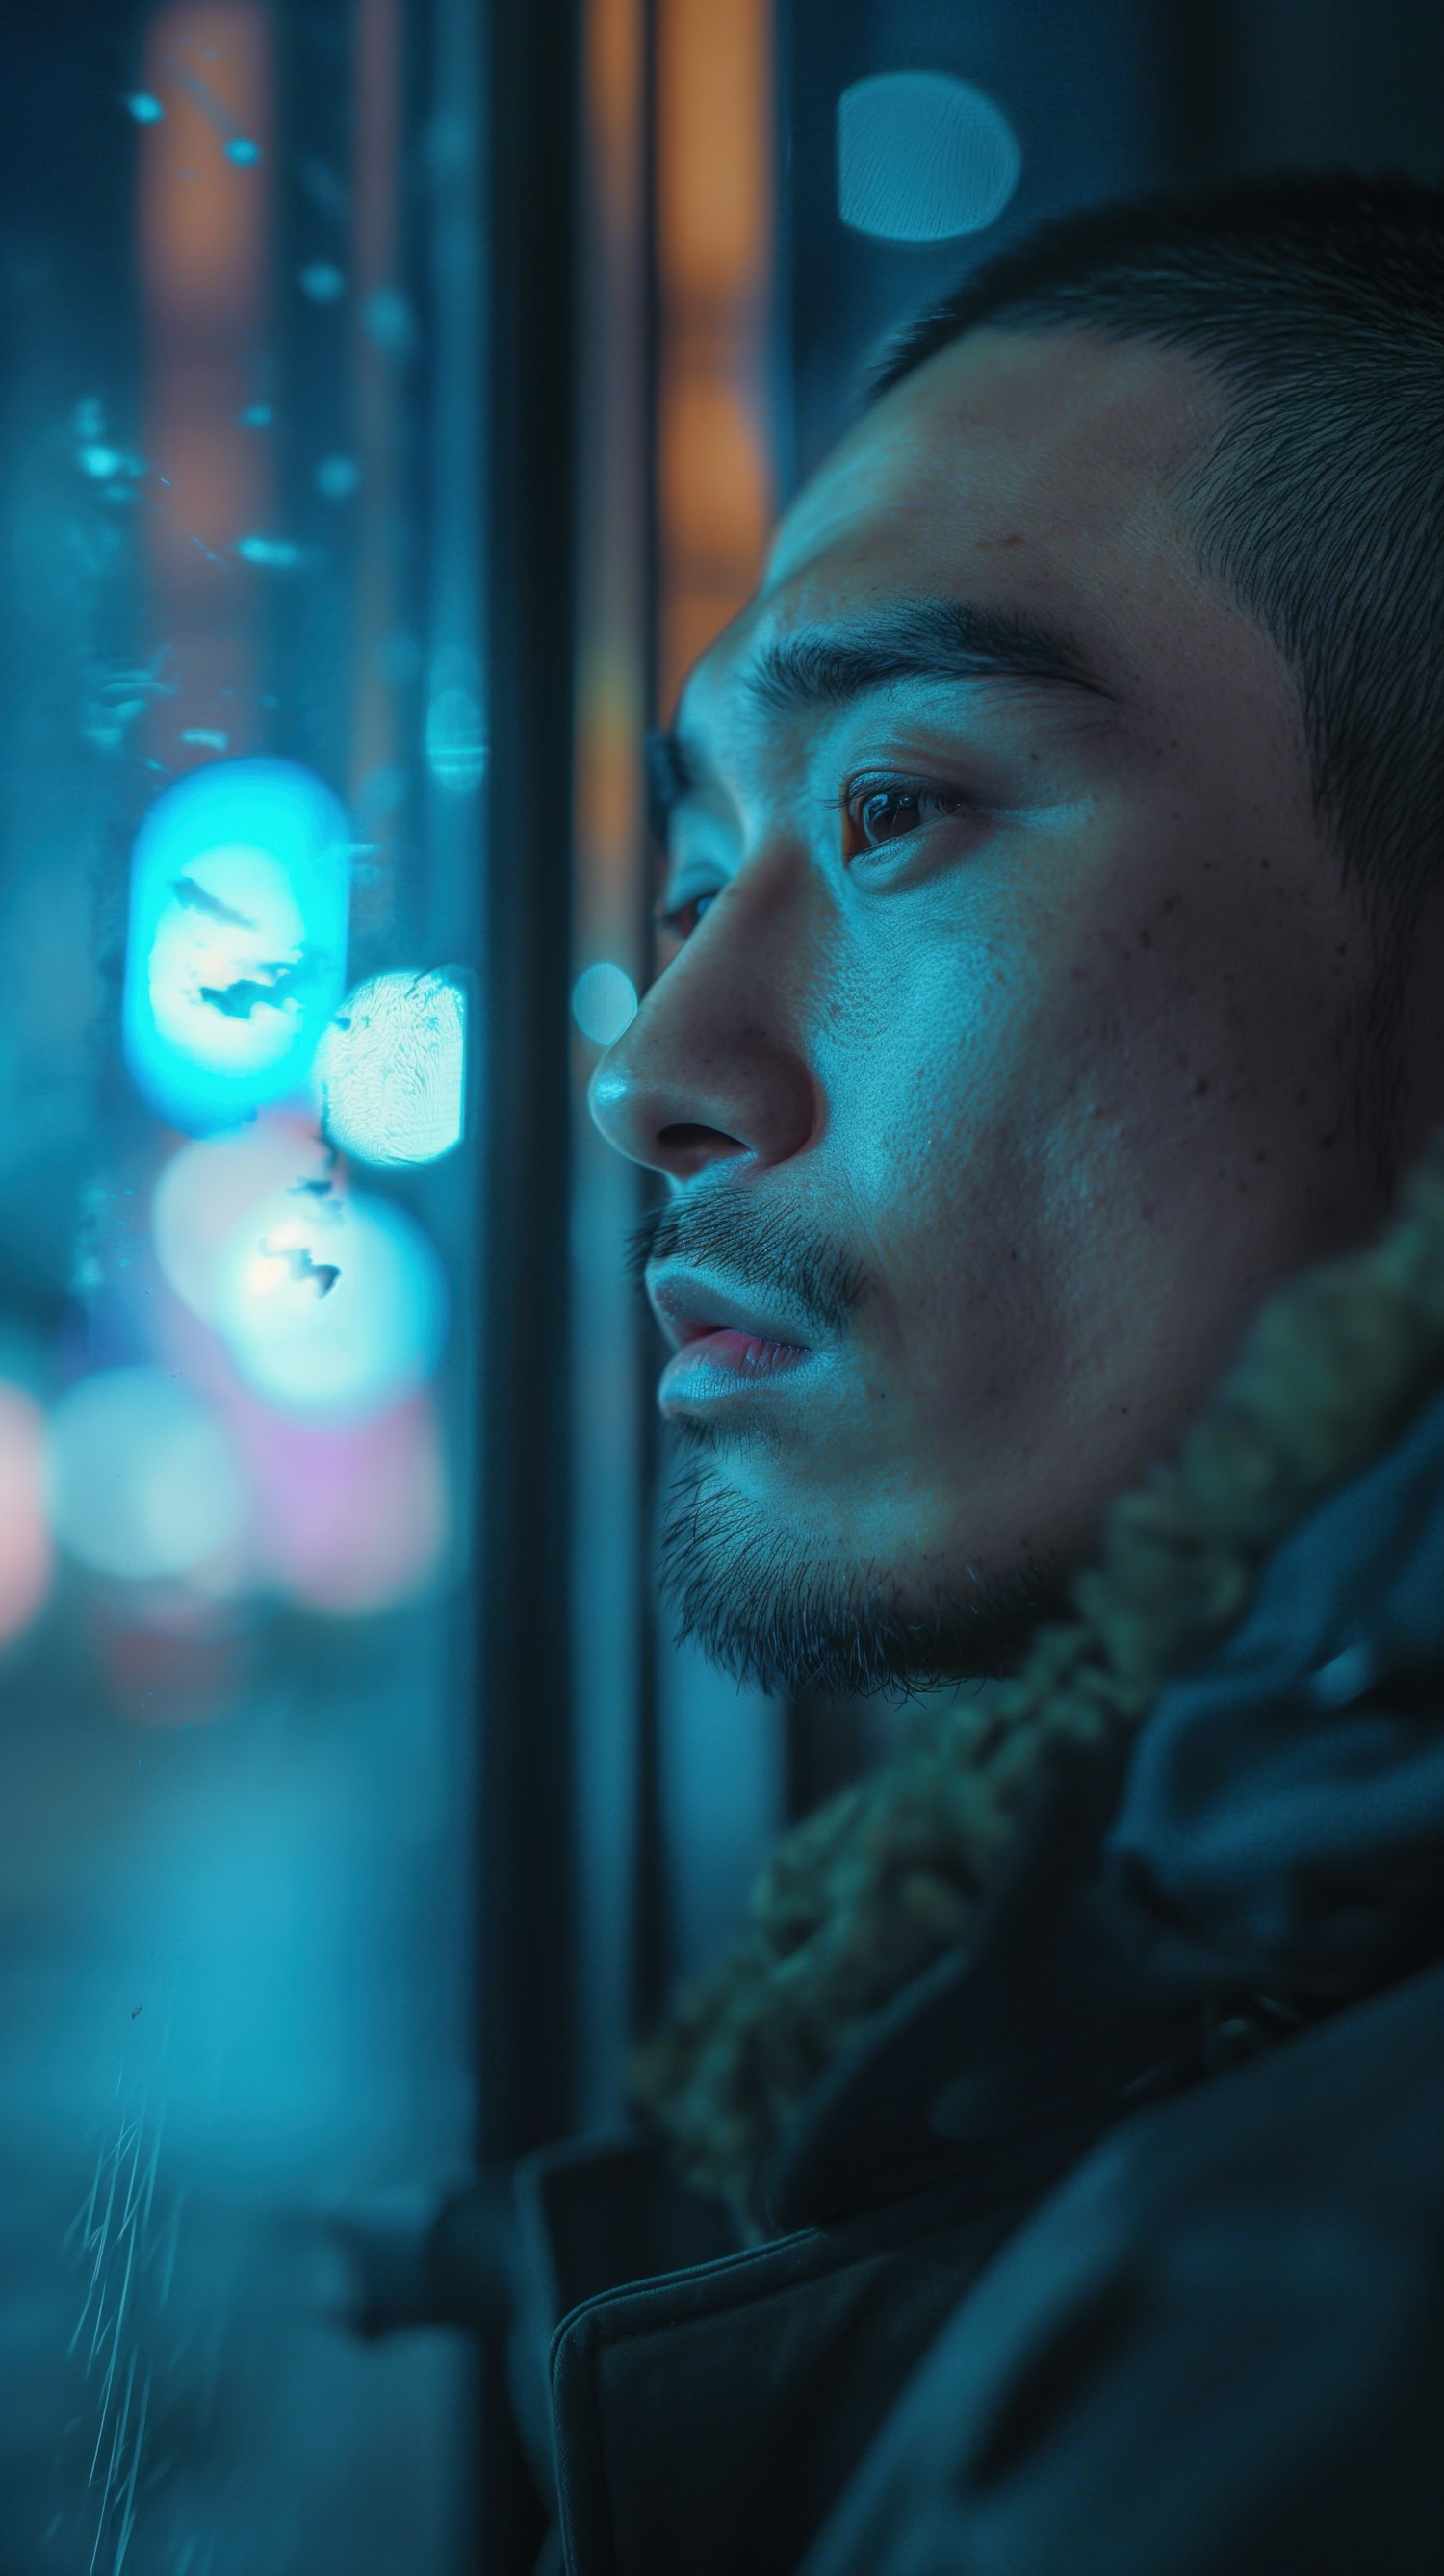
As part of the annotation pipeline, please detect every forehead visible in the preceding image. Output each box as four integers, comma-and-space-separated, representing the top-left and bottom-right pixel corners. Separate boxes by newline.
677, 326, 1226, 740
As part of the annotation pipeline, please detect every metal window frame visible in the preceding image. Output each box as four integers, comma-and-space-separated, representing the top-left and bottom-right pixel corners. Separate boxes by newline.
468, 0, 585, 2562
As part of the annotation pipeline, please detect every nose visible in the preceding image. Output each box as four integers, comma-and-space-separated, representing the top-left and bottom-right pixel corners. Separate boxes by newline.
587, 907, 818, 1181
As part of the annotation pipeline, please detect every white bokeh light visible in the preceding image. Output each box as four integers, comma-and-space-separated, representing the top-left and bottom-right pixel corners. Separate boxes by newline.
838, 73, 1021, 243
45, 1369, 248, 1581
215, 1191, 448, 1421
572, 960, 638, 1047
153, 1121, 342, 1329
425, 685, 486, 794
313, 970, 467, 1166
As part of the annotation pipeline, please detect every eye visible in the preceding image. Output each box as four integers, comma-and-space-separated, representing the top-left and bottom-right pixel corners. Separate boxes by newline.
841, 777, 970, 856
653, 889, 717, 940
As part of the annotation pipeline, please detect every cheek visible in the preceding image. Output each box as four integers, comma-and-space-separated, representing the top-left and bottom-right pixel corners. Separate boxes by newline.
812, 828, 1306, 1271
820, 950, 1059, 1337
837, 938, 1098, 1240
813, 897, 1203, 1359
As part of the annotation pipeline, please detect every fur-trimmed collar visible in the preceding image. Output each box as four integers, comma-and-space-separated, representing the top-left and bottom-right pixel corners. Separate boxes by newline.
631, 1127, 1444, 2229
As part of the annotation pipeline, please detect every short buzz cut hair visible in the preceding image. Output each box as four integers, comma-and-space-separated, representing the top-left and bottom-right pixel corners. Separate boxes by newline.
863, 171, 1444, 1184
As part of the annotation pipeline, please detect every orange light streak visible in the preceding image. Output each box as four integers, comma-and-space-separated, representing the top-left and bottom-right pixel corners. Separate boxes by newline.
654, 0, 774, 718
139, 4, 271, 323
138, 1, 272, 762
575, 0, 650, 941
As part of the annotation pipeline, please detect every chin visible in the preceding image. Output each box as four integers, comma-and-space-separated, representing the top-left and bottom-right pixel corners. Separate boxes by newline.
656, 1449, 1071, 1701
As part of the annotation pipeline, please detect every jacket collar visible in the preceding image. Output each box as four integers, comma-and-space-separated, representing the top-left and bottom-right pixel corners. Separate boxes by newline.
764, 1363, 1444, 2230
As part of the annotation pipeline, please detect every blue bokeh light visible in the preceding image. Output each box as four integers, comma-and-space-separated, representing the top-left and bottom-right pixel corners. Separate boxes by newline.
122, 758, 351, 1133
45, 1367, 248, 1582
299, 261, 346, 302
838, 73, 1021, 243
571, 960, 638, 1047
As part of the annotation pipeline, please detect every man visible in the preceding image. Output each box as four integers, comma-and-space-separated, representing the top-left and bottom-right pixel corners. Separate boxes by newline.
511, 172, 1444, 2572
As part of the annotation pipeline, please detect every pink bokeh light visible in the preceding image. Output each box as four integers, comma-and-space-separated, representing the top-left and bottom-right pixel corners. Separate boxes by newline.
0, 1383, 53, 1642
228, 1387, 448, 1614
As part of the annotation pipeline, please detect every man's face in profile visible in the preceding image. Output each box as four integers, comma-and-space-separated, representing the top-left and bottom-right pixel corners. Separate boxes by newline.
589, 325, 1399, 1699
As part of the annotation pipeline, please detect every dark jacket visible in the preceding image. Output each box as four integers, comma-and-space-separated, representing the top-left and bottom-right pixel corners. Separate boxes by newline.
511, 1134, 1444, 2574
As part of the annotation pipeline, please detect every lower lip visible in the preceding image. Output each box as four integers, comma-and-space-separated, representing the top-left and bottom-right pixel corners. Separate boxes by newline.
658, 1327, 814, 1402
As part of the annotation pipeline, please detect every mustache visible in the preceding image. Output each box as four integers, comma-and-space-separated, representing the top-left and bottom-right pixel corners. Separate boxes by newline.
623, 1187, 872, 1341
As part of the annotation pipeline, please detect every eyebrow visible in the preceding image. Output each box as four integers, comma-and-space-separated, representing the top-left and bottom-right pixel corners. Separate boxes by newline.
644, 596, 1108, 842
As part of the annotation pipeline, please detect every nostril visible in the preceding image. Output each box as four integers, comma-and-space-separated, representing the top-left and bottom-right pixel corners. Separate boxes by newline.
657, 1123, 748, 1154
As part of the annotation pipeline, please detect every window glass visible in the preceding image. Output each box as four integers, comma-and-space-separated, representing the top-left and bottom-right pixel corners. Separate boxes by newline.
0, 8, 476, 2567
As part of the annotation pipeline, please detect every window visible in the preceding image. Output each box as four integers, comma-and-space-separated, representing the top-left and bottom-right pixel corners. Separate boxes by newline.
0, 7, 477, 2565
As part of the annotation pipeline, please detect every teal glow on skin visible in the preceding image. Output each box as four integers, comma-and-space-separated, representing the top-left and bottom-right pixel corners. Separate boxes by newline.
589, 327, 1444, 1693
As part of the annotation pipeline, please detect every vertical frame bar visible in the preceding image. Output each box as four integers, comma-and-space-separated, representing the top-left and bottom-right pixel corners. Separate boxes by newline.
570, 0, 666, 2123
471, 0, 583, 2563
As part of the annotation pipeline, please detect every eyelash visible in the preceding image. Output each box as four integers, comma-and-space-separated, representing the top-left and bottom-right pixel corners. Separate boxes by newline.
654, 773, 972, 939
834, 774, 973, 852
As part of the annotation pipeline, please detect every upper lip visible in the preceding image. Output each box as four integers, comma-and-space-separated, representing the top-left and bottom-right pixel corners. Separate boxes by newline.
647, 1271, 815, 1355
